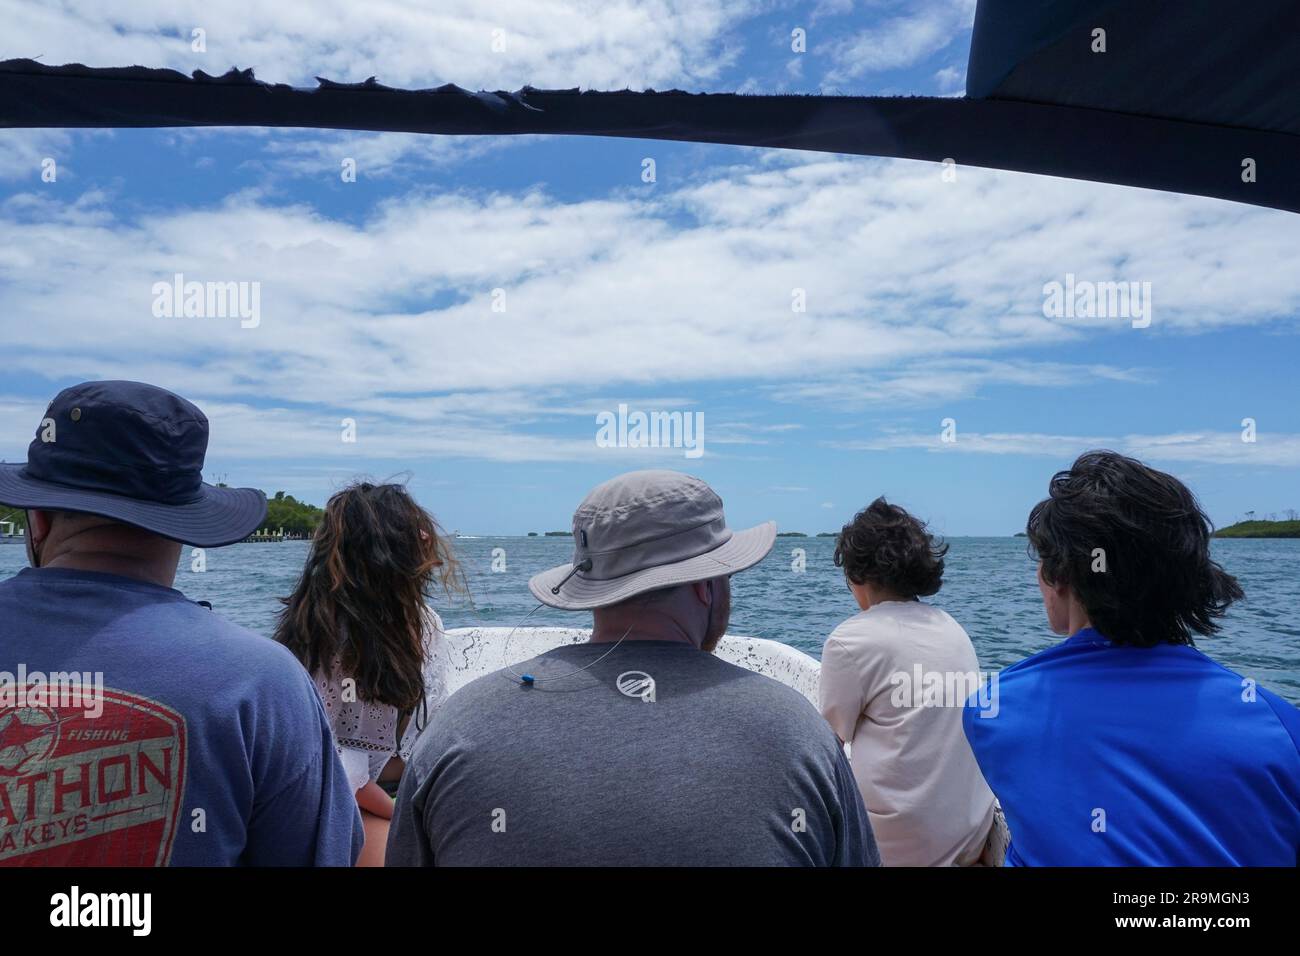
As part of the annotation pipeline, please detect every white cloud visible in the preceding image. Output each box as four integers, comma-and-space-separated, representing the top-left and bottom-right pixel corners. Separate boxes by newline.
832, 430, 1300, 469
253, 131, 520, 179
769, 358, 1150, 410
1, 149, 1299, 465
148, 127, 523, 181
820, 0, 976, 89
0, 129, 79, 182
0, 0, 756, 90
708, 422, 803, 445
809, 0, 856, 22
933, 63, 965, 95
0, 392, 719, 467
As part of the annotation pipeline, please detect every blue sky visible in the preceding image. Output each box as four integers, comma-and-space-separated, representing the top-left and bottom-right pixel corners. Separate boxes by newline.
1, 0, 1298, 536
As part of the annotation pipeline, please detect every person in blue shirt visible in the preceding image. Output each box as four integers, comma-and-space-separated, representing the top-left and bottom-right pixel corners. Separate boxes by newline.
965, 450, 1300, 866
0, 380, 362, 866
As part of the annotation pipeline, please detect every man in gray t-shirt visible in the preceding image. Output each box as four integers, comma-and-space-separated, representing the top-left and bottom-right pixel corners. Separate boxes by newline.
386, 470, 878, 867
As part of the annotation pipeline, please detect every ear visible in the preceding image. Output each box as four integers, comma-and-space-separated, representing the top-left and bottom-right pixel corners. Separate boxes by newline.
1036, 561, 1065, 592
28, 509, 55, 544
691, 580, 712, 605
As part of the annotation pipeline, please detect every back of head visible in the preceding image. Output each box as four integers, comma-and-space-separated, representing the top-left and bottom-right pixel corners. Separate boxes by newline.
1026, 450, 1243, 647
834, 497, 947, 599
274, 481, 465, 710
591, 578, 730, 651
23, 508, 183, 588
43, 509, 166, 550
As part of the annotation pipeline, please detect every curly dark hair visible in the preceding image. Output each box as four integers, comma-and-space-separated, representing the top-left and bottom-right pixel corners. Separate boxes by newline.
1026, 450, 1243, 648
834, 497, 947, 599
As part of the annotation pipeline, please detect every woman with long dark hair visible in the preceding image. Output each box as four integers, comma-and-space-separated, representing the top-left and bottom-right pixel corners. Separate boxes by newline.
275, 481, 466, 866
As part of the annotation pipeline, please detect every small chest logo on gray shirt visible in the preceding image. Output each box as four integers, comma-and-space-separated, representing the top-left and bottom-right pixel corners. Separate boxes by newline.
616, 671, 656, 703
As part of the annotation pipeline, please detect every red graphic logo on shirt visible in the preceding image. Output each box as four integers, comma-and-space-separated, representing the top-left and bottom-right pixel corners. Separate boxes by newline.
0, 689, 187, 866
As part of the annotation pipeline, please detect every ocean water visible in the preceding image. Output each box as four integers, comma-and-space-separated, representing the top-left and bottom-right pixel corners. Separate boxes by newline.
2, 535, 1297, 703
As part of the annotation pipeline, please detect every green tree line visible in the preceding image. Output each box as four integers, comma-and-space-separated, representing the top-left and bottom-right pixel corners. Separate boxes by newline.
1214, 517, 1300, 538
262, 491, 325, 536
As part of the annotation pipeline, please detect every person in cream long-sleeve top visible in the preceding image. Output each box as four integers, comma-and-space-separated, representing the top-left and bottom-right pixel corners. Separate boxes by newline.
820, 498, 998, 867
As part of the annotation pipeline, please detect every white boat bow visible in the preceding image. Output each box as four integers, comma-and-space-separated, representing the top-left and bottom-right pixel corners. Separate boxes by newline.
442, 626, 820, 707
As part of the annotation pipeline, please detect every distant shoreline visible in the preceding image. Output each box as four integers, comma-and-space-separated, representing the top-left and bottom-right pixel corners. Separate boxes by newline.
1214, 519, 1300, 539
5, 517, 1298, 542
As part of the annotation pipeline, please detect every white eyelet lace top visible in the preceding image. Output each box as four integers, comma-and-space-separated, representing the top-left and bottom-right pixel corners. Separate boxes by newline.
311, 607, 451, 793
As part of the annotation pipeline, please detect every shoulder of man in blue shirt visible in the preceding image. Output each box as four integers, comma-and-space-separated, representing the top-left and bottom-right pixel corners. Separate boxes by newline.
3, 566, 314, 711
961, 627, 1300, 865
963, 627, 1300, 745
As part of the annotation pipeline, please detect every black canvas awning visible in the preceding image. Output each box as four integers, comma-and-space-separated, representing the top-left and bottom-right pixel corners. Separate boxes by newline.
3, 0, 1296, 213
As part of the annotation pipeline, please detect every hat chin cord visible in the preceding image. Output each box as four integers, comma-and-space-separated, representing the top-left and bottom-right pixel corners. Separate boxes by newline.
504, 562, 713, 687
549, 558, 592, 595
502, 599, 635, 687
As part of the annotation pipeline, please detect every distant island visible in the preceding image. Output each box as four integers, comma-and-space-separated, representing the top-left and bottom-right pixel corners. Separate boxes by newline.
261, 491, 324, 536
16, 496, 1297, 543
1214, 518, 1300, 538
212, 487, 323, 540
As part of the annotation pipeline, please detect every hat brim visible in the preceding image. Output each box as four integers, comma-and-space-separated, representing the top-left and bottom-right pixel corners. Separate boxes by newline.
0, 464, 268, 548
528, 520, 777, 611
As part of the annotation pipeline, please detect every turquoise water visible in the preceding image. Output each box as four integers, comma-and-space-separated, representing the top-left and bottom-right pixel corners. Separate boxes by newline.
2, 535, 1297, 703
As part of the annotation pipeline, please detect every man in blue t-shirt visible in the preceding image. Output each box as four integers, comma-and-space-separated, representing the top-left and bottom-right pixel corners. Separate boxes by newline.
965, 450, 1300, 866
0, 381, 361, 866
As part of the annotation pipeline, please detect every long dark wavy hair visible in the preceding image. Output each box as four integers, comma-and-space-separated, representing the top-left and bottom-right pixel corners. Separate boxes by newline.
275, 481, 467, 712
1026, 450, 1243, 647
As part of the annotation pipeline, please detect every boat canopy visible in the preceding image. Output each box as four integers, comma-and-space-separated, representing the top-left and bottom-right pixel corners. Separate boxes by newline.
2, 0, 1296, 213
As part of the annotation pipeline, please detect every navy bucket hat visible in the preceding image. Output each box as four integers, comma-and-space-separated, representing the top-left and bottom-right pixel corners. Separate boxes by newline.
0, 381, 266, 547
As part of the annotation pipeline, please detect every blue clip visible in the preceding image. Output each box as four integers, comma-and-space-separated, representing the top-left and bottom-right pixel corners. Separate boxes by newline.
521, 674, 535, 685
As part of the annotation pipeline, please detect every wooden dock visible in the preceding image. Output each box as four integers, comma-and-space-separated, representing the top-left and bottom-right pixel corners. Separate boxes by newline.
241, 529, 313, 543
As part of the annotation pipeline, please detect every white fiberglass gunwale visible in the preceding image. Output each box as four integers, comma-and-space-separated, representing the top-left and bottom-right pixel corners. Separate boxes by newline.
442, 626, 820, 706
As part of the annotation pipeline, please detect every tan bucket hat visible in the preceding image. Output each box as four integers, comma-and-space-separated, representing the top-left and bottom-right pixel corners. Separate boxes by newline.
529, 469, 776, 611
